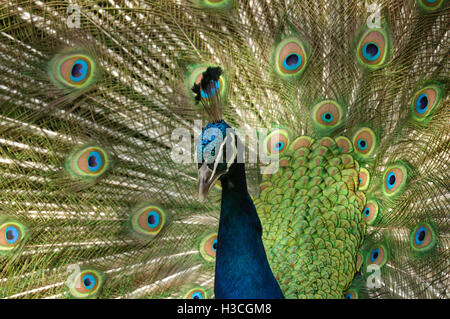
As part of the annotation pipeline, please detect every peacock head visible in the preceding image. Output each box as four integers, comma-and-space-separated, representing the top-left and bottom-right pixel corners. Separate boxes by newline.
196, 120, 238, 201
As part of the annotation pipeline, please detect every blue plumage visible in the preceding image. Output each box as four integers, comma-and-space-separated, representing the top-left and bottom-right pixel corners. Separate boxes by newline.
197, 118, 283, 299
215, 162, 284, 299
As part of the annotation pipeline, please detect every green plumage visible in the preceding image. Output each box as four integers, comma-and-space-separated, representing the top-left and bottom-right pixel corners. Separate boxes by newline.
0, 0, 448, 299
255, 136, 367, 298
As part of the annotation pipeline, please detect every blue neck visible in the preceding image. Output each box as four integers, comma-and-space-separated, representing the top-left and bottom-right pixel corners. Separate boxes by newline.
214, 163, 284, 299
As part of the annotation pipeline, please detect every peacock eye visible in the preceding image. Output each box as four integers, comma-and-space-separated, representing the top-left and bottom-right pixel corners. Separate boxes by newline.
382, 165, 407, 197
312, 100, 343, 130
199, 233, 217, 263
352, 127, 376, 157
0, 221, 26, 252
274, 37, 309, 78
264, 129, 290, 156
130, 205, 167, 237
49, 53, 96, 89
345, 292, 356, 299
362, 200, 379, 225
410, 222, 438, 253
357, 28, 389, 68
365, 244, 388, 268
184, 287, 207, 299
69, 269, 103, 298
411, 84, 442, 121
418, 0, 444, 11
66, 145, 110, 179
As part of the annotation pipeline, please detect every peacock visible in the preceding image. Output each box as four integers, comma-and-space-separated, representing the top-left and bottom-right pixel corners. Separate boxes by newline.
0, 0, 448, 299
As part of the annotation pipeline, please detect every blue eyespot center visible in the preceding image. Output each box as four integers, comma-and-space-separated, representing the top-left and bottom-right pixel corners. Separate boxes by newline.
70, 59, 88, 82
363, 42, 380, 61
274, 142, 285, 151
5, 226, 19, 244
364, 207, 370, 218
415, 226, 426, 245
345, 293, 352, 299
283, 53, 302, 70
192, 292, 203, 299
416, 94, 429, 114
386, 172, 396, 189
87, 151, 102, 172
322, 112, 333, 123
147, 211, 160, 229
82, 274, 96, 290
357, 139, 367, 150
370, 248, 380, 262
212, 239, 217, 252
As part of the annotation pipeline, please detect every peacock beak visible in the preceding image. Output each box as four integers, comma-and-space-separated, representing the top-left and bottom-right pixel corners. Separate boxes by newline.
198, 161, 221, 202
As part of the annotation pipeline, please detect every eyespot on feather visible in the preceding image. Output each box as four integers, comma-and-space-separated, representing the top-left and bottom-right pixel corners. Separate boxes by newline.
274, 37, 309, 78
264, 129, 290, 156
357, 28, 389, 68
0, 220, 26, 253
200, 233, 217, 262
382, 164, 408, 197
417, 0, 444, 11
362, 200, 379, 225
69, 269, 104, 299
184, 287, 208, 299
365, 244, 388, 268
352, 127, 376, 157
411, 84, 443, 121
312, 100, 343, 129
344, 290, 358, 299
65, 145, 110, 180
131, 205, 167, 237
49, 53, 97, 90
410, 222, 438, 253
